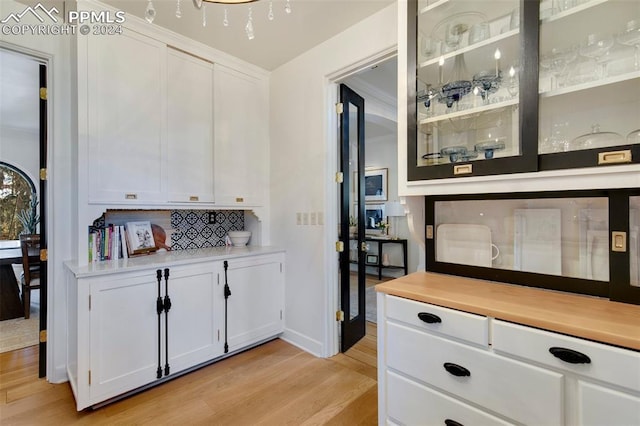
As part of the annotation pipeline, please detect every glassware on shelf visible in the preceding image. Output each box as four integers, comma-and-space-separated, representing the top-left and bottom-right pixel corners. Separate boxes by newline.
432, 11, 487, 54
472, 70, 502, 104
420, 34, 441, 61
544, 121, 570, 153
571, 124, 623, 150
617, 20, 640, 70
468, 22, 490, 45
579, 33, 614, 78
540, 46, 578, 89
627, 129, 640, 145
440, 145, 478, 163
507, 66, 518, 97
475, 140, 506, 159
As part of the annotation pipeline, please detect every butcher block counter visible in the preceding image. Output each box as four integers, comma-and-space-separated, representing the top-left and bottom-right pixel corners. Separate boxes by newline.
376, 272, 640, 351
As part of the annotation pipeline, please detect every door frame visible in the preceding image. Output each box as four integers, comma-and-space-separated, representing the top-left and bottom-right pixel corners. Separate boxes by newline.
324, 47, 397, 357
0, 43, 51, 378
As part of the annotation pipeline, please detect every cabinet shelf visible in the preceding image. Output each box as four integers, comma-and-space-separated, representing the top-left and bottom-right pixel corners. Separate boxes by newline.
539, 70, 640, 99
419, 97, 518, 125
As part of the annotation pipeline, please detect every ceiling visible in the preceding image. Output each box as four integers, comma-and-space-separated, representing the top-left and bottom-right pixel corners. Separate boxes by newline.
103, 0, 395, 71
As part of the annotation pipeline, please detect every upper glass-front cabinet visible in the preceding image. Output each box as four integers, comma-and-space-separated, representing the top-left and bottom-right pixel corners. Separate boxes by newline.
408, 0, 640, 180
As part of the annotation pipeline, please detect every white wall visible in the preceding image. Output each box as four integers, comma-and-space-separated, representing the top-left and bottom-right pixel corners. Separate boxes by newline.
270, 3, 397, 357
1, 0, 75, 383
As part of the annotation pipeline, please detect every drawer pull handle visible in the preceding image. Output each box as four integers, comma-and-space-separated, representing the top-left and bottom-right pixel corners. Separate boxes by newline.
445, 420, 464, 426
418, 312, 442, 324
549, 347, 591, 364
443, 362, 470, 377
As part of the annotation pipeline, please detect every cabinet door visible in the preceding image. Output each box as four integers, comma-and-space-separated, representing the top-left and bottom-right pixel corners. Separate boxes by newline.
167, 49, 215, 204
578, 381, 640, 426
88, 271, 160, 405
224, 254, 284, 352
166, 263, 222, 374
85, 29, 166, 203
213, 65, 267, 207
538, 1, 640, 169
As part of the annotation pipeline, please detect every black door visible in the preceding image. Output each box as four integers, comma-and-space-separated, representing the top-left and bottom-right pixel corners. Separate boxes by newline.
339, 84, 366, 352
38, 63, 47, 378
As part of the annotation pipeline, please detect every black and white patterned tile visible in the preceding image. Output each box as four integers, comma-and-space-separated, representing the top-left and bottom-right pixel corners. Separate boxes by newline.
170, 210, 245, 250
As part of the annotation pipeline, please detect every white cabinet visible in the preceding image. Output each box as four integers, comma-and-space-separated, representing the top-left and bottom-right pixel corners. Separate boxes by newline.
84, 28, 167, 204
69, 262, 221, 410
223, 253, 284, 352
213, 64, 268, 207
378, 294, 640, 425
166, 49, 215, 204
66, 251, 285, 410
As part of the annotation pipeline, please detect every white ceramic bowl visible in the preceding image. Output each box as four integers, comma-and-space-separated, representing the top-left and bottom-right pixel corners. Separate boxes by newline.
228, 231, 251, 247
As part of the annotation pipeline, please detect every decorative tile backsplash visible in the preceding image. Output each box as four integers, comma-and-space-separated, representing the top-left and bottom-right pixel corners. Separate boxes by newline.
170, 210, 244, 250
92, 210, 245, 251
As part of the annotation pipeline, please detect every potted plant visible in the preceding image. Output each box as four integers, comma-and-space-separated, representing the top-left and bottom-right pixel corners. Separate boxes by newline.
18, 194, 39, 235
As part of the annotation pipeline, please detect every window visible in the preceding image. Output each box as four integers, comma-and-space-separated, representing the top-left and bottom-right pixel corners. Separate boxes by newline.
0, 162, 37, 240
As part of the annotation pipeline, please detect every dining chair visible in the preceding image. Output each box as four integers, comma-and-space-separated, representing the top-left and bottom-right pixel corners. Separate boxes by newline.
19, 234, 40, 319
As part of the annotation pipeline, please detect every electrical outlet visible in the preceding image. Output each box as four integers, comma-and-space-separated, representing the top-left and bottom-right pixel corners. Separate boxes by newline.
208, 212, 217, 224
296, 212, 302, 225
310, 212, 317, 225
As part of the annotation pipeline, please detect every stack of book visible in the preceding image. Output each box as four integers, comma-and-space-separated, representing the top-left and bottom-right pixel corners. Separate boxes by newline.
88, 224, 128, 262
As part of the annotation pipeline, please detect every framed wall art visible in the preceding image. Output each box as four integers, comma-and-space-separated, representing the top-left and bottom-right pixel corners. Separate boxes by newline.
364, 168, 388, 202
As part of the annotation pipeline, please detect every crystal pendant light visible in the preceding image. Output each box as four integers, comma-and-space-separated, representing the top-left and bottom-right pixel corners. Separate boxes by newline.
268, 1, 274, 21
175, 0, 182, 18
145, 0, 156, 23
202, 3, 207, 27
223, 8, 229, 26
245, 6, 255, 40
285, 0, 292, 14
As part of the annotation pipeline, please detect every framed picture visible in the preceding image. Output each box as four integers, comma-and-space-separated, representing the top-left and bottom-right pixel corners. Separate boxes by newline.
365, 203, 385, 230
366, 254, 378, 265
125, 221, 157, 255
364, 168, 388, 202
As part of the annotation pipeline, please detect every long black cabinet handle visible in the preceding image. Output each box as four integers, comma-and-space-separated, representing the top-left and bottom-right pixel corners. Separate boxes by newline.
163, 268, 171, 376
549, 347, 591, 364
443, 362, 471, 377
418, 312, 442, 324
223, 261, 231, 354
445, 419, 464, 426
156, 269, 163, 379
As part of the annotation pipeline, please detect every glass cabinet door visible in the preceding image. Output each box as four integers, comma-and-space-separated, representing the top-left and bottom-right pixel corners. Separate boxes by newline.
538, 0, 640, 169
410, 0, 538, 180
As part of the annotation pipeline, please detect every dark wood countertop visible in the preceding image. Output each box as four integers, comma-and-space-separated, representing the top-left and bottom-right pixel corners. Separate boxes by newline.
376, 272, 640, 351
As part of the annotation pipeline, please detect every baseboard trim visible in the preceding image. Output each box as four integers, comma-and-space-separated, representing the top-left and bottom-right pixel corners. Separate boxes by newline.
280, 328, 323, 358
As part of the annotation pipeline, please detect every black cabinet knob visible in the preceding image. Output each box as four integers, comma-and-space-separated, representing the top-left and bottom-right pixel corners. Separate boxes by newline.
418, 312, 442, 324
443, 362, 471, 377
445, 419, 464, 426
549, 347, 591, 364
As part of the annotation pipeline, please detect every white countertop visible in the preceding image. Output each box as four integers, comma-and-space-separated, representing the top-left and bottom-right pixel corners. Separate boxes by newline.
65, 246, 285, 278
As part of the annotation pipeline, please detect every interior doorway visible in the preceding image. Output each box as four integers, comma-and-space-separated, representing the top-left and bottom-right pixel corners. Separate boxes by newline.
0, 48, 48, 377
336, 56, 398, 352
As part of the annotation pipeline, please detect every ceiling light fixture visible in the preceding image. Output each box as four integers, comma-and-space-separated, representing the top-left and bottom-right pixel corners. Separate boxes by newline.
144, 0, 292, 40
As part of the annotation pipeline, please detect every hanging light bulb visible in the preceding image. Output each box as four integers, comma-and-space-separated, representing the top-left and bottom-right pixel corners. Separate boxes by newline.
202, 3, 207, 27
145, 0, 156, 23
285, 0, 291, 14
268, 1, 274, 21
245, 6, 255, 40
175, 0, 182, 18
223, 8, 229, 26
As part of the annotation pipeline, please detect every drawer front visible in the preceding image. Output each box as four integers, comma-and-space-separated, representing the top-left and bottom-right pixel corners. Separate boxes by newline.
386, 322, 563, 425
578, 380, 640, 426
492, 320, 640, 392
387, 371, 514, 426
385, 295, 489, 347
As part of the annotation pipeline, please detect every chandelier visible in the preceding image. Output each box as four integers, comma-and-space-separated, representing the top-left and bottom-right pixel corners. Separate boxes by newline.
144, 0, 292, 40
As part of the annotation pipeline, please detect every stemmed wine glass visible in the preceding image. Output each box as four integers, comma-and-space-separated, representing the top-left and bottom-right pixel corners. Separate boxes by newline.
617, 20, 640, 71
579, 33, 614, 79
541, 47, 578, 89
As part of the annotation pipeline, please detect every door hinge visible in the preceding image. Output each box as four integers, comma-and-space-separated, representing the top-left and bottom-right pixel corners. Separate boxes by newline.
280, 310, 283, 320
426, 225, 434, 240
39, 87, 47, 100
336, 241, 344, 252
336, 310, 344, 322
40, 168, 47, 181
39, 330, 47, 343
217, 329, 220, 341
280, 263, 283, 273
335, 172, 343, 183
88, 370, 92, 385
40, 249, 48, 261
335, 102, 343, 114
89, 295, 91, 311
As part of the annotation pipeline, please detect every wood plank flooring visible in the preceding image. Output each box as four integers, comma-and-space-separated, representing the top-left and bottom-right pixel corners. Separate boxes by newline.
1, 336, 378, 425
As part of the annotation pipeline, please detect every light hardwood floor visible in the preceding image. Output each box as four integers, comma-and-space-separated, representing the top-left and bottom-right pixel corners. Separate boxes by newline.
1, 335, 378, 425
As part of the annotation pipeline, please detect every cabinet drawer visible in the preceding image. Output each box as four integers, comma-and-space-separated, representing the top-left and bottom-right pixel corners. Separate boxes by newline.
386, 322, 563, 425
385, 295, 489, 346
578, 380, 640, 426
387, 371, 514, 426
492, 320, 640, 392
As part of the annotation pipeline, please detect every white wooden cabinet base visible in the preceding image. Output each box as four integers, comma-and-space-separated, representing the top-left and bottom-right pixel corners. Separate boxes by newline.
66, 251, 284, 410
378, 293, 640, 426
